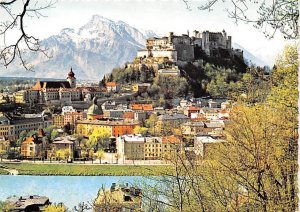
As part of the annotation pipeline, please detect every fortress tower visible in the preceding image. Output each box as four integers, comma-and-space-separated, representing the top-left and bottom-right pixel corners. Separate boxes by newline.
67, 67, 76, 88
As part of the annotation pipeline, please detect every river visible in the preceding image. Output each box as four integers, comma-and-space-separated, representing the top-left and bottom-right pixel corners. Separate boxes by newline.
0, 175, 145, 210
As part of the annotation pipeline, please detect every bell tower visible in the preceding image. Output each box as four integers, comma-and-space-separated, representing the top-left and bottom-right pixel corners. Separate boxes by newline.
67, 67, 76, 88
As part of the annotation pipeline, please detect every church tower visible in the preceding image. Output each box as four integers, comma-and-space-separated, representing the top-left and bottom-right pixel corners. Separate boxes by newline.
67, 67, 76, 88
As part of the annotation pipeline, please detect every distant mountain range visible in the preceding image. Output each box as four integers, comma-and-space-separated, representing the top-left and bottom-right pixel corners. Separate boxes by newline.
0, 15, 268, 79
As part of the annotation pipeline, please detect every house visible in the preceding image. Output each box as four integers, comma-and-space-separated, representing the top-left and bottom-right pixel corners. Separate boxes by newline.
51, 136, 75, 160
8, 195, 50, 212
132, 83, 151, 93
21, 136, 43, 159
106, 82, 120, 93
117, 135, 145, 161
144, 137, 162, 160
94, 183, 142, 212
161, 135, 183, 160
21, 129, 48, 159
201, 121, 225, 138
200, 108, 220, 120
156, 113, 190, 134
181, 121, 205, 137
184, 106, 201, 118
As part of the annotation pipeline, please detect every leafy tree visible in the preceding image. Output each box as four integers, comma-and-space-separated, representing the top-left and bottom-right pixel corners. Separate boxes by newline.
44, 203, 67, 212
26, 130, 37, 137
96, 149, 105, 164
51, 130, 59, 141
145, 114, 158, 136
88, 128, 111, 149
0, 150, 6, 162
133, 126, 148, 136
0, 201, 14, 212
16, 130, 27, 147
56, 149, 70, 160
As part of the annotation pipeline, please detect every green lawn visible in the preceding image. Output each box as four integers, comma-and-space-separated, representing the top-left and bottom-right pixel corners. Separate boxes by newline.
0, 168, 9, 175
0, 163, 173, 176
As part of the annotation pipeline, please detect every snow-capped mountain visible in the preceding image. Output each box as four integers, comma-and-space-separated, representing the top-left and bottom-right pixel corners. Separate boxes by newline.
1, 15, 152, 79
0, 15, 268, 79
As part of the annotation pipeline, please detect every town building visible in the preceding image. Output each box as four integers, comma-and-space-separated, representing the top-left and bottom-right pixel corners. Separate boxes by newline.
76, 119, 140, 137
132, 83, 151, 93
50, 136, 75, 160
0, 114, 52, 141
26, 69, 104, 104
21, 129, 48, 159
106, 82, 120, 93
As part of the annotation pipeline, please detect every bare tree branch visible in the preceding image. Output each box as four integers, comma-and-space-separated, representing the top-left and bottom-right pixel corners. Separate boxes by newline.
190, 0, 298, 39
0, 0, 56, 71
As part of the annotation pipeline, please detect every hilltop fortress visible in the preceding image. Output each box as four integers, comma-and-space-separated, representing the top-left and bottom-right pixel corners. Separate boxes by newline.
137, 30, 243, 62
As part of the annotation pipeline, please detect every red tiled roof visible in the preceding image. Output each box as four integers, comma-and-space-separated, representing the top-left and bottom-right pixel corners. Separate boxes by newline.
131, 104, 143, 110
187, 106, 201, 111
162, 135, 181, 144
142, 104, 153, 111
106, 82, 118, 87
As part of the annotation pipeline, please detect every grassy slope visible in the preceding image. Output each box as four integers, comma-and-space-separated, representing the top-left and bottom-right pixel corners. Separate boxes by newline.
0, 163, 173, 176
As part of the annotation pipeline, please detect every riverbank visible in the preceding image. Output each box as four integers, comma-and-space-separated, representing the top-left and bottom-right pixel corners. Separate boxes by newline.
0, 163, 173, 176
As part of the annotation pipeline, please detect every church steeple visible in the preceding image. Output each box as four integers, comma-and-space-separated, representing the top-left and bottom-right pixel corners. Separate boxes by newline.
67, 67, 76, 88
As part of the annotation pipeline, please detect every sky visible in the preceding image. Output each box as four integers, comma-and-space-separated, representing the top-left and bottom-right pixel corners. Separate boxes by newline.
24, 0, 289, 66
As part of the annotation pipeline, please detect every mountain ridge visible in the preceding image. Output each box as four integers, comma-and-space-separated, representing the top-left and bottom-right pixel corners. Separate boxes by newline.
0, 15, 267, 79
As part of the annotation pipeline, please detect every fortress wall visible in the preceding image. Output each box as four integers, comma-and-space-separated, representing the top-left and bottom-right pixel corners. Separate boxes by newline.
174, 44, 195, 61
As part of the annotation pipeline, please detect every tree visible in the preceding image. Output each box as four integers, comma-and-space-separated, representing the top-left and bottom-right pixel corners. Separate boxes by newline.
114, 153, 120, 164
16, 130, 27, 146
0, 200, 14, 212
133, 126, 148, 136
88, 128, 111, 150
0, 0, 56, 70
145, 114, 158, 136
51, 129, 59, 141
196, 0, 298, 39
143, 44, 298, 211
96, 149, 105, 164
44, 203, 67, 212
56, 149, 70, 160
0, 150, 6, 162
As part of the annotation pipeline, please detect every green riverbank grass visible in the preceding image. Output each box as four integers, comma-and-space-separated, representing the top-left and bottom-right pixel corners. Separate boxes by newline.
0, 163, 173, 176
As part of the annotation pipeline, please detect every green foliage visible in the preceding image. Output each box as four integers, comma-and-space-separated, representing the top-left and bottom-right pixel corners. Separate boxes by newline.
44, 203, 67, 212
88, 128, 111, 149
133, 126, 148, 136
0, 201, 14, 211
96, 150, 105, 164
26, 130, 37, 137
51, 130, 59, 141
145, 114, 158, 135
16, 130, 27, 147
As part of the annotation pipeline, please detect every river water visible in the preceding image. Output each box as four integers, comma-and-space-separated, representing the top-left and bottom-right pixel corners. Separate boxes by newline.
0, 175, 145, 210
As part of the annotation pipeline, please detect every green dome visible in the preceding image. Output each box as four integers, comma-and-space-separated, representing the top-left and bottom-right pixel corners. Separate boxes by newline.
87, 103, 103, 115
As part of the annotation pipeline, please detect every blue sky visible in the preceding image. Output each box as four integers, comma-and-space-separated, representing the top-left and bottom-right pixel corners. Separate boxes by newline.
25, 0, 288, 66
